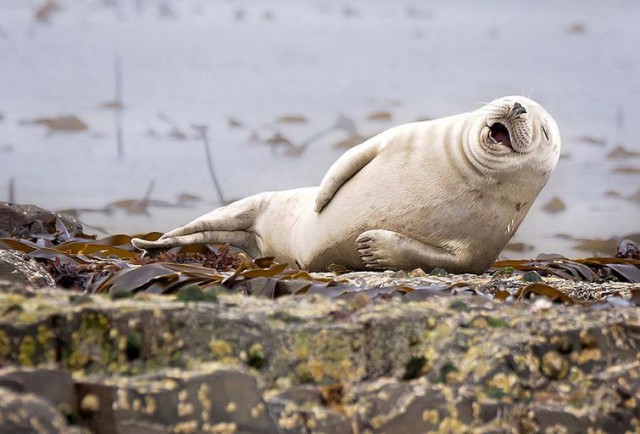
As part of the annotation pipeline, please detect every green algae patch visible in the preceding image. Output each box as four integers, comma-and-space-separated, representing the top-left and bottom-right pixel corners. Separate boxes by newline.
18, 336, 37, 366
110, 288, 135, 300
37, 323, 58, 364
448, 300, 468, 311
0, 320, 58, 367
67, 311, 117, 372
0, 329, 10, 360
291, 327, 363, 384
492, 267, 515, 278
209, 338, 235, 362
485, 316, 509, 328
69, 294, 94, 305
177, 285, 205, 302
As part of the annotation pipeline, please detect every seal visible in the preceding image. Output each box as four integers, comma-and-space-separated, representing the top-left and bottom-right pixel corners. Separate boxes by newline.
131, 96, 561, 273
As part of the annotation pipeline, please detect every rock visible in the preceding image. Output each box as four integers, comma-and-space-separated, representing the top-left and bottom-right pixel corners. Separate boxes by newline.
267, 397, 352, 434
75, 363, 278, 434
0, 250, 55, 288
0, 201, 82, 239
267, 386, 352, 433
0, 386, 70, 433
0, 367, 77, 421
0, 277, 639, 431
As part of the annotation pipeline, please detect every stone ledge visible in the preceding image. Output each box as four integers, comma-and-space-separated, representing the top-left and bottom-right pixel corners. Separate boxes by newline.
1, 280, 640, 432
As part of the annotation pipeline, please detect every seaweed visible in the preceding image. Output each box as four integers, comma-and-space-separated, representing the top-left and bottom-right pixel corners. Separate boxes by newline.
1, 233, 639, 307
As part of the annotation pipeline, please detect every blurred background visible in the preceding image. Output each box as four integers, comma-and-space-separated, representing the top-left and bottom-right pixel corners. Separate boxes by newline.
0, 0, 638, 258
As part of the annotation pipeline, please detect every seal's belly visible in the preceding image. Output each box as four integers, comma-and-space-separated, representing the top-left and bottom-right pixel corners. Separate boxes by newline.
302, 156, 512, 270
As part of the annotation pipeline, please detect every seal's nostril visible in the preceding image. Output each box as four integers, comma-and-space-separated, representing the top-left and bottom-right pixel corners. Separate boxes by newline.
512, 102, 527, 116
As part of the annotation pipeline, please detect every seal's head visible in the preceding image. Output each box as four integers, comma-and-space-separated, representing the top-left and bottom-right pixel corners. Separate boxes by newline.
466, 96, 561, 178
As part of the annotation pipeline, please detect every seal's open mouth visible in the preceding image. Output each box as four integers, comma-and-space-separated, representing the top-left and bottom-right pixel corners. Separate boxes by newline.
489, 123, 512, 150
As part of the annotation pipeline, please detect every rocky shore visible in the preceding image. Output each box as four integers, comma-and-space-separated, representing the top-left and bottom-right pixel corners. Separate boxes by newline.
0, 202, 639, 433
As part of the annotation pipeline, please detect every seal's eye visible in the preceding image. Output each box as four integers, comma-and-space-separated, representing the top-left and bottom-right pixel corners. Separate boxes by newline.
541, 126, 549, 140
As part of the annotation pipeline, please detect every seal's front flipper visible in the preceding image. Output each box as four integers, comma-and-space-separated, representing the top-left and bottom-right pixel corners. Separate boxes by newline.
355, 229, 483, 274
314, 139, 381, 213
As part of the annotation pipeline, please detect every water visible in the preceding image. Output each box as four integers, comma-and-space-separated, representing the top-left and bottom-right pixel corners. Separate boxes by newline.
1, 0, 638, 258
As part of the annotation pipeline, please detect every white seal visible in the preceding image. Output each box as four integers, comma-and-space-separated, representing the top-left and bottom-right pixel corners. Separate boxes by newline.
132, 96, 561, 273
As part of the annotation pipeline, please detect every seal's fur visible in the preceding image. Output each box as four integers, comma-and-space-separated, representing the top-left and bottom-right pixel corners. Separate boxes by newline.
132, 96, 561, 273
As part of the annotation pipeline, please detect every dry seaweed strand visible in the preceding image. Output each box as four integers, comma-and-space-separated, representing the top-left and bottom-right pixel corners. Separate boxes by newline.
493, 254, 640, 283
1, 232, 639, 305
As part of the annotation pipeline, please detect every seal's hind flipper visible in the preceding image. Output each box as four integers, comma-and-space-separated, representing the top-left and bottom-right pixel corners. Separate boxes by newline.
132, 230, 260, 257
130, 193, 271, 255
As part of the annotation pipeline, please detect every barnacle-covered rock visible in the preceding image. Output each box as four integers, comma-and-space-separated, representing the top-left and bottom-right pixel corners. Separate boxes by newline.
0, 272, 639, 432
75, 363, 278, 433
0, 251, 55, 288
0, 386, 70, 433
